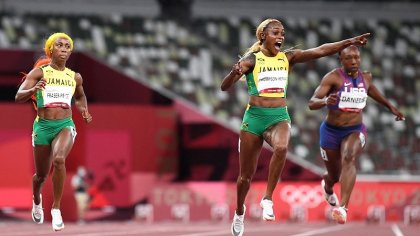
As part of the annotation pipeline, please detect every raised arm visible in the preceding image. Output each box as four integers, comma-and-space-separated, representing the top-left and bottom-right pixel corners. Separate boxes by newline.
287, 33, 370, 65
365, 73, 405, 121
308, 71, 339, 110
15, 68, 45, 103
221, 53, 255, 91
73, 73, 92, 123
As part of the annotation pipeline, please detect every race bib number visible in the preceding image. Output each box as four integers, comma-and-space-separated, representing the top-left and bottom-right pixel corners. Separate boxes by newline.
43, 87, 73, 107
339, 87, 367, 111
257, 70, 287, 94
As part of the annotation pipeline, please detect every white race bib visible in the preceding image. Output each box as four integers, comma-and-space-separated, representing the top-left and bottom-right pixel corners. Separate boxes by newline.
338, 88, 368, 111
257, 70, 288, 94
43, 86, 73, 107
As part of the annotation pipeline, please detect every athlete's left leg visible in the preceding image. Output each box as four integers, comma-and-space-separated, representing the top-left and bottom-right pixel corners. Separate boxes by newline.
50, 128, 75, 209
339, 132, 364, 208
263, 121, 291, 200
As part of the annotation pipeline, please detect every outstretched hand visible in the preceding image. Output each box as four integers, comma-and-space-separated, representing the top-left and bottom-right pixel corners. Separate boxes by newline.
351, 33, 370, 46
390, 106, 405, 121
82, 110, 93, 123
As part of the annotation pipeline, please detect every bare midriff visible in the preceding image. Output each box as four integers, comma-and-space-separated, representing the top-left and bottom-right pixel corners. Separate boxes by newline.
249, 96, 287, 108
37, 107, 72, 120
326, 109, 362, 126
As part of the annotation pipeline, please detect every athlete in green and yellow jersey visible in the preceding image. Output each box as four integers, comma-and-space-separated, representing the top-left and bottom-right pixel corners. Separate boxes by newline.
221, 18, 370, 236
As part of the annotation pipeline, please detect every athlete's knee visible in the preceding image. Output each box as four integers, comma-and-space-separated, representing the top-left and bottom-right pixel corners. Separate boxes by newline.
330, 175, 340, 183
342, 150, 356, 165
34, 173, 48, 183
324, 173, 339, 184
52, 157, 66, 170
237, 175, 252, 186
272, 145, 287, 158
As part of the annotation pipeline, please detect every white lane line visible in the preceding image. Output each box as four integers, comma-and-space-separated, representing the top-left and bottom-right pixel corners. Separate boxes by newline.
290, 225, 350, 236
176, 230, 229, 236
391, 224, 404, 236
177, 224, 291, 236
178, 224, 349, 236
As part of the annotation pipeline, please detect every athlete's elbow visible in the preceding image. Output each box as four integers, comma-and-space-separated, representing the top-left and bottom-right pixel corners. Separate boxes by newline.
220, 84, 229, 91
308, 101, 315, 110
308, 102, 321, 110
15, 95, 25, 103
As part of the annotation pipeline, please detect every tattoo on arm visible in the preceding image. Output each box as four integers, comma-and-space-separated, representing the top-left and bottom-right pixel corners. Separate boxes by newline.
285, 50, 294, 60
241, 53, 256, 74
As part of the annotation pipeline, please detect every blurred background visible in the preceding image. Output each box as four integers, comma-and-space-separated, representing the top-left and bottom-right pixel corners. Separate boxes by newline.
0, 0, 419, 225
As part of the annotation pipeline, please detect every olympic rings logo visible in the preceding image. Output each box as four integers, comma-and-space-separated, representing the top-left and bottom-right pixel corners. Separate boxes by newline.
280, 185, 324, 208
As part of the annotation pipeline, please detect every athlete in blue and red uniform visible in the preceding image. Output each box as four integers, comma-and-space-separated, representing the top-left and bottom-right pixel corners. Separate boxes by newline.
308, 45, 405, 224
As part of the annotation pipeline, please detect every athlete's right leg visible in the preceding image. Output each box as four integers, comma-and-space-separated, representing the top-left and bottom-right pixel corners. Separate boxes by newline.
33, 145, 53, 205
31, 145, 52, 224
232, 131, 262, 236
322, 147, 348, 224
236, 130, 263, 215
320, 148, 341, 196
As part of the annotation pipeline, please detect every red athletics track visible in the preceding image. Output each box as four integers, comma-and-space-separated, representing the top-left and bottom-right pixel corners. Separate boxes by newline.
0, 221, 417, 236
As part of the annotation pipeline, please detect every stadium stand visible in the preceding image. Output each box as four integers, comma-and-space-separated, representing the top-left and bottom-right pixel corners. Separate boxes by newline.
0, 1, 419, 177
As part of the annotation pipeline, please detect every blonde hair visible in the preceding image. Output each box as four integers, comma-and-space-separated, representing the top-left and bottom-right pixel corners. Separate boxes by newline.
44, 32, 73, 58
244, 18, 282, 55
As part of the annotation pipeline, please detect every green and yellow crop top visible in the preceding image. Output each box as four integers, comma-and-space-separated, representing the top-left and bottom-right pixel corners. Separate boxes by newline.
245, 51, 289, 98
35, 65, 76, 109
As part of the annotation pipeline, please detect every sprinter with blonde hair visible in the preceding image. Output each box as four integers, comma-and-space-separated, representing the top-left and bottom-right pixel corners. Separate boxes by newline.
16, 32, 92, 231
221, 18, 370, 236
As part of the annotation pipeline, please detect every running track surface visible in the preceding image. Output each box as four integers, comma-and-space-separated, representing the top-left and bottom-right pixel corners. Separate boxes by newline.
0, 221, 418, 236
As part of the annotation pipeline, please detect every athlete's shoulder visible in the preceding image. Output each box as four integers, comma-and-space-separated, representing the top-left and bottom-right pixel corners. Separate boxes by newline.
241, 52, 256, 67
38, 64, 51, 73
361, 70, 372, 77
361, 70, 372, 81
325, 68, 341, 79
26, 66, 44, 79
284, 48, 301, 61
243, 51, 257, 59
320, 69, 341, 87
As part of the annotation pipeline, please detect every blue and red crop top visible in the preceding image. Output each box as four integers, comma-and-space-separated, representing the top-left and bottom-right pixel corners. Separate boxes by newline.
327, 68, 368, 113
